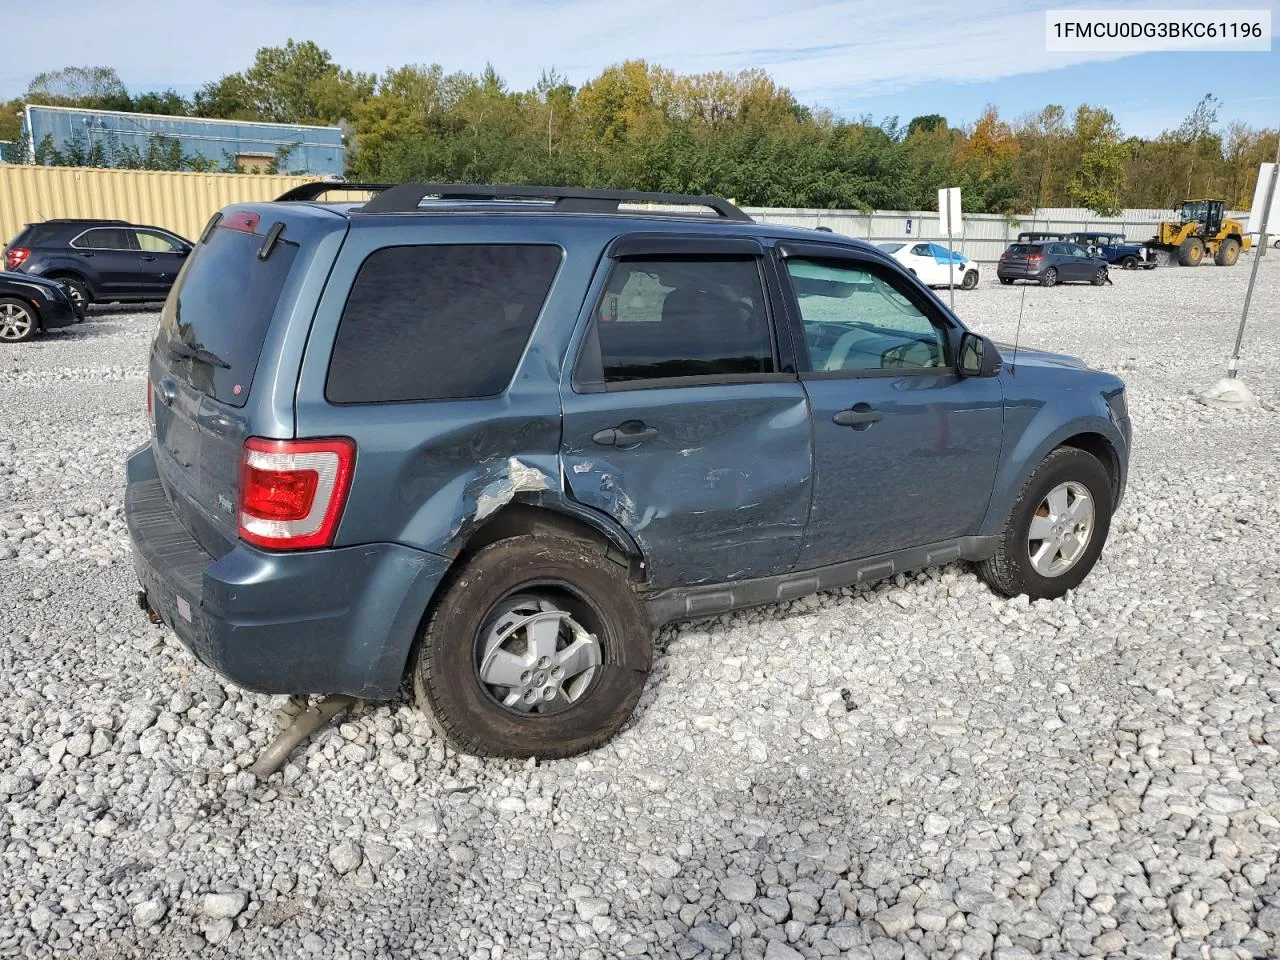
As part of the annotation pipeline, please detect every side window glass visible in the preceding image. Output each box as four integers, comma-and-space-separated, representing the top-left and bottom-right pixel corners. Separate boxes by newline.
910, 244, 931, 257
786, 259, 947, 373
592, 258, 774, 383
74, 228, 131, 250
136, 231, 182, 253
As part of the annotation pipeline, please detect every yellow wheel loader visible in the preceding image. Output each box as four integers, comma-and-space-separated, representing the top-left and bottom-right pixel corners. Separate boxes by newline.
1147, 199, 1250, 266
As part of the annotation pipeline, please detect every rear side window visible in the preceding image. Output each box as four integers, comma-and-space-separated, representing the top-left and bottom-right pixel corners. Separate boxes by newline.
326, 244, 562, 404
73, 228, 134, 250
13, 223, 62, 246
587, 258, 774, 384
155, 226, 299, 408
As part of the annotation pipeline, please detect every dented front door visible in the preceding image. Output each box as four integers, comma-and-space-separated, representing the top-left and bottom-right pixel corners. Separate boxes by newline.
560, 383, 813, 589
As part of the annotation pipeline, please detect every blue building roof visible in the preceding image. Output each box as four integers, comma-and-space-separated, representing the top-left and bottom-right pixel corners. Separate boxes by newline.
22, 104, 345, 174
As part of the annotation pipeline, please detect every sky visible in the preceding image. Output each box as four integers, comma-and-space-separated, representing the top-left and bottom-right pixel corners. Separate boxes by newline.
0, 0, 1276, 137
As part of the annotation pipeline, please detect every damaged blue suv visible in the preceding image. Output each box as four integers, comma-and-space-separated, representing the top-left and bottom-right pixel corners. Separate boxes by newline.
125, 183, 1131, 759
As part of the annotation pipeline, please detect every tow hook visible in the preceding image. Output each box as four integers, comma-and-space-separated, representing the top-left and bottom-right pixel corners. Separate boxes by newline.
137, 590, 163, 625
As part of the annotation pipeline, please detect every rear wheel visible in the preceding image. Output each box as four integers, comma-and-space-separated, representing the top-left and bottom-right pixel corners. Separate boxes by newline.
52, 276, 91, 310
412, 535, 652, 758
0, 298, 38, 343
1178, 238, 1204, 266
961, 269, 979, 290
977, 447, 1113, 600
1214, 239, 1240, 266
999, 277, 1014, 286
1040, 267, 1058, 287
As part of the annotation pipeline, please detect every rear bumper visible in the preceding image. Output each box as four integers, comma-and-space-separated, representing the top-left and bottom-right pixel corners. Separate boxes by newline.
124, 444, 450, 699
997, 264, 1042, 281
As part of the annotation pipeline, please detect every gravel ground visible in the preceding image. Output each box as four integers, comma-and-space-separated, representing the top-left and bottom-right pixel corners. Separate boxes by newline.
1, 260, 1279, 960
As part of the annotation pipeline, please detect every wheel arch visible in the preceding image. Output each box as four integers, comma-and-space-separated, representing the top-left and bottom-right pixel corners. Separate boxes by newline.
454, 500, 646, 578
981, 412, 1127, 538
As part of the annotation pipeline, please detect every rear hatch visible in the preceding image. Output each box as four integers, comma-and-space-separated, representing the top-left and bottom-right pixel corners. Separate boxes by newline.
1000, 243, 1042, 273
147, 211, 313, 557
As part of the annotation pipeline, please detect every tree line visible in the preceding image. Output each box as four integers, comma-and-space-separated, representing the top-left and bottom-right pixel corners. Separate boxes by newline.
1, 45, 1275, 215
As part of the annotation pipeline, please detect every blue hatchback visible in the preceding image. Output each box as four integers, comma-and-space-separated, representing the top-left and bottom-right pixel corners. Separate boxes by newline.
126, 183, 1131, 759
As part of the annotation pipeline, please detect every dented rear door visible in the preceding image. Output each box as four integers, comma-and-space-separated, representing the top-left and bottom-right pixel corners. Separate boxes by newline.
560, 237, 812, 590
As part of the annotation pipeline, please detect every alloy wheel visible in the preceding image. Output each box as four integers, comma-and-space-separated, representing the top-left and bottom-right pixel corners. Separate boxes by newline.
1027, 481, 1095, 577
0, 302, 34, 341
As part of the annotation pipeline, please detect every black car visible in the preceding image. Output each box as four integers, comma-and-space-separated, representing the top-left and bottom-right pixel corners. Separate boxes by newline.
0, 271, 84, 343
3, 219, 193, 308
998, 241, 1110, 287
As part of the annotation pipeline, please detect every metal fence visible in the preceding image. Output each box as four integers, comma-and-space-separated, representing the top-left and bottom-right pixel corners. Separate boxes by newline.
744, 207, 1250, 262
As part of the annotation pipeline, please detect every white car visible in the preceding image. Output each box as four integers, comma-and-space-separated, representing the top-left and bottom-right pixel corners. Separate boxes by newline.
878, 241, 980, 290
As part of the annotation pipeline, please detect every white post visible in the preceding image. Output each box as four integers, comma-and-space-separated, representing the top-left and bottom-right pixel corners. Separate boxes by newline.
947, 221, 955, 311
1230, 157, 1279, 378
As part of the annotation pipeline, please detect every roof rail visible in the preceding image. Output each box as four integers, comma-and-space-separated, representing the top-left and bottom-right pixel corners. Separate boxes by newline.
274, 182, 394, 202
356, 183, 753, 222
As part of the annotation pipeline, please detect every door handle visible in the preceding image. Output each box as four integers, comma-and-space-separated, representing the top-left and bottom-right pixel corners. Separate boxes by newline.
141, 255, 156, 261
592, 422, 659, 447
833, 405, 882, 428
78, 252, 95, 258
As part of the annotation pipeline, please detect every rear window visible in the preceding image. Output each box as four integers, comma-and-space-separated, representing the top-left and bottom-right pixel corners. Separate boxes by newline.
325, 244, 562, 404
155, 226, 299, 408
13, 223, 63, 247
1008, 244, 1038, 255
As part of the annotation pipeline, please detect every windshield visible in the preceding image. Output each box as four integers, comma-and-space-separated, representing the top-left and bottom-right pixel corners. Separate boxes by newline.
154, 226, 299, 408
1182, 201, 1210, 224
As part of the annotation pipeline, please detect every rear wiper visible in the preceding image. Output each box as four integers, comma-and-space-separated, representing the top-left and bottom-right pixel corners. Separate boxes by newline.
167, 341, 230, 369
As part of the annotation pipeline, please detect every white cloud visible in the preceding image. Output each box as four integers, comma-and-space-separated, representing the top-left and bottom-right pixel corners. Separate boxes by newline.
2, 0, 1272, 115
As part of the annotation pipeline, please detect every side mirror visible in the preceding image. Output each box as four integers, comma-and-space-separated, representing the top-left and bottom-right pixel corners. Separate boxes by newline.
958, 332, 1001, 377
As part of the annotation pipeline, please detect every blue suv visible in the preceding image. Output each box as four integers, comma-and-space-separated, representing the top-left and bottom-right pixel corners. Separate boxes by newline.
125, 183, 1131, 759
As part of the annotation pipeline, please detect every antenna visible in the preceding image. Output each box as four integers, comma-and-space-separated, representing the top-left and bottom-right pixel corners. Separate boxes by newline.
1012, 281, 1028, 373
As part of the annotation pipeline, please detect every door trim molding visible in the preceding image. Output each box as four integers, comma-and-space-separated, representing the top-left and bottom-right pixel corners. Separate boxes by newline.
642, 535, 996, 625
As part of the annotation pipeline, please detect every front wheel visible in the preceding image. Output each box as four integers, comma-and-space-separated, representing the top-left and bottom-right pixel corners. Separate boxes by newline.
1120, 256, 1138, 270
977, 447, 1113, 600
1040, 267, 1058, 287
413, 535, 652, 758
0, 298, 38, 343
1091, 266, 1109, 286
1214, 239, 1240, 266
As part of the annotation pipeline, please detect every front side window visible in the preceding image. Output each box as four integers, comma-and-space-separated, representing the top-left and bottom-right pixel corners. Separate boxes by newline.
910, 243, 931, 257
73, 228, 132, 250
135, 230, 185, 253
786, 259, 947, 373
590, 258, 774, 384
326, 244, 562, 404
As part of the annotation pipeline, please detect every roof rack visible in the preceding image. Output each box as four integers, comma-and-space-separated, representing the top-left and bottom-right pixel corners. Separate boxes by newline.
274, 182, 394, 202
41, 218, 130, 224
355, 183, 753, 222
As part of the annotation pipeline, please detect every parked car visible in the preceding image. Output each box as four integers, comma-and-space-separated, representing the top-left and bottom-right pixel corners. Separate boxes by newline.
125, 183, 1131, 760
998, 241, 1111, 286
877, 241, 979, 289
3, 218, 193, 308
1069, 231, 1157, 270
0, 271, 83, 343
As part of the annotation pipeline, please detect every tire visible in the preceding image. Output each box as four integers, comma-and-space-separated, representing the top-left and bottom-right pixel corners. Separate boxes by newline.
1091, 266, 1108, 286
1177, 238, 1204, 266
0, 297, 39, 343
412, 535, 652, 758
1040, 267, 1058, 287
961, 269, 979, 290
999, 277, 1014, 286
1214, 239, 1240, 266
977, 447, 1113, 601
1120, 256, 1138, 270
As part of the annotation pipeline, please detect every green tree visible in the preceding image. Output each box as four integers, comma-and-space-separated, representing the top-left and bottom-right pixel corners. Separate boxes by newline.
1068, 106, 1127, 216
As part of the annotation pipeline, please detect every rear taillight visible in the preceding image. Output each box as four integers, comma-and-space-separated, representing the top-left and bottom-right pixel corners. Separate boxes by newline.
146, 376, 153, 418
1027, 254, 1043, 262
5, 247, 29, 270
237, 437, 356, 550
